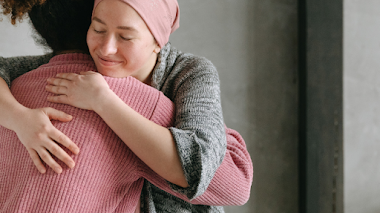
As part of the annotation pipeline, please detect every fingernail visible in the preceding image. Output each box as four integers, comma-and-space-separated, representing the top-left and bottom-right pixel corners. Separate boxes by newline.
56, 167, 62, 174
70, 161, 75, 168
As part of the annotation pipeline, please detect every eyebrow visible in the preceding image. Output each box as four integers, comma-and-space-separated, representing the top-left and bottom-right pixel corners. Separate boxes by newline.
93, 17, 137, 32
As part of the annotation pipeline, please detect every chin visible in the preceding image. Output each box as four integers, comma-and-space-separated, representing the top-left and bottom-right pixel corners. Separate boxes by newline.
97, 67, 128, 78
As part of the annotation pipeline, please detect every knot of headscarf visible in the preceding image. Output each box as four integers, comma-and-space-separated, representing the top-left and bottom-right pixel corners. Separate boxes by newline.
93, 0, 180, 48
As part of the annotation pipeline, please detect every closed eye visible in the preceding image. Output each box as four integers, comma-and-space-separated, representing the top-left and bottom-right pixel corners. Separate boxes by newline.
94, 29, 106, 34
120, 36, 132, 41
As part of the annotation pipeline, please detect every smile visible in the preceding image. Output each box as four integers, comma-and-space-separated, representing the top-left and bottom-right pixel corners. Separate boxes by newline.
98, 55, 122, 66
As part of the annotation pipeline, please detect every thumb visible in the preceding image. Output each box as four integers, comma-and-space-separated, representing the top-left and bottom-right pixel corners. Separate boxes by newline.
43, 107, 73, 122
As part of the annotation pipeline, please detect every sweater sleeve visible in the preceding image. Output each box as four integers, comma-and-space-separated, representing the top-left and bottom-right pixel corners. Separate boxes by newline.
188, 127, 253, 205
120, 76, 253, 206
166, 57, 227, 199
141, 127, 253, 206
0, 54, 53, 87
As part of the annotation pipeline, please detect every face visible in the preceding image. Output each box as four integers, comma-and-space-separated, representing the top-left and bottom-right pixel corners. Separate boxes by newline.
87, 0, 161, 83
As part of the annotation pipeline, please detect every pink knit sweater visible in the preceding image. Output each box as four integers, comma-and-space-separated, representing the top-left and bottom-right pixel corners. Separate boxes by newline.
0, 54, 253, 212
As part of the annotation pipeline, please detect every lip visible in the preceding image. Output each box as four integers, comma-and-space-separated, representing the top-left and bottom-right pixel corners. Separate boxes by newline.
97, 54, 123, 67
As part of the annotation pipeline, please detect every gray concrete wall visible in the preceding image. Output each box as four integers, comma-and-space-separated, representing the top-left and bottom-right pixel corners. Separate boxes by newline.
171, 1, 298, 212
0, 0, 299, 212
344, 1, 380, 212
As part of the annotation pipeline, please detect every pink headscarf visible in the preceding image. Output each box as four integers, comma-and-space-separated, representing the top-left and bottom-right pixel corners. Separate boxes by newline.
93, 0, 180, 48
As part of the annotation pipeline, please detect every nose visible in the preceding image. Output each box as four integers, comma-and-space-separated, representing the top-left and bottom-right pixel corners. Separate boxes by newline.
99, 34, 118, 56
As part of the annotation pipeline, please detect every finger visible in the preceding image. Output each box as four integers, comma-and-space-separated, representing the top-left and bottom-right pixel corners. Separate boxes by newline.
49, 128, 79, 155
43, 107, 73, 122
45, 84, 68, 95
45, 139, 76, 169
80, 71, 97, 75
47, 95, 70, 105
55, 73, 79, 81
47, 77, 71, 87
27, 149, 46, 174
37, 148, 63, 174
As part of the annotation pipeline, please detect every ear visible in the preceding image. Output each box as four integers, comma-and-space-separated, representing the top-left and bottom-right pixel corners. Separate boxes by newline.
152, 39, 161, 53
153, 44, 161, 54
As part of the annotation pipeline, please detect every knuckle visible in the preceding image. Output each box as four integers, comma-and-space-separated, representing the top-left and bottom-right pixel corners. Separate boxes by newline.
56, 134, 66, 143
67, 143, 74, 150
41, 124, 50, 132
57, 78, 63, 85
55, 86, 61, 93
35, 127, 50, 140
35, 132, 46, 141
52, 86, 58, 93
67, 96, 75, 103
39, 152, 50, 160
56, 96, 64, 102
49, 145, 59, 154
38, 108, 47, 114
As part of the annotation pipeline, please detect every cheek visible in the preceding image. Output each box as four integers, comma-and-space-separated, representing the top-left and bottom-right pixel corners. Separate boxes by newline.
86, 32, 97, 52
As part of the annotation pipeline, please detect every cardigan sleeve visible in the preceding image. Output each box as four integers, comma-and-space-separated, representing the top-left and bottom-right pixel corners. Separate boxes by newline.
0, 54, 53, 87
141, 127, 253, 206
124, 76, 253, 206
166, 56, 227, 199
187, 127, 253, 205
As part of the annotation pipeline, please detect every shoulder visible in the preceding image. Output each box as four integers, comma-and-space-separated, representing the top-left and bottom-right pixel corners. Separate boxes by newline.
175, 52, 218, 75
167, 52, 222, 101
169, 51, 220, 88
163, 43, 218, 77
154, 44, 221, 96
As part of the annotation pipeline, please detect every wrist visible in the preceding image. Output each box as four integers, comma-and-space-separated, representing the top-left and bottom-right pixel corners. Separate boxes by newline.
4, 104, 29, 132
92, 87, 117, 114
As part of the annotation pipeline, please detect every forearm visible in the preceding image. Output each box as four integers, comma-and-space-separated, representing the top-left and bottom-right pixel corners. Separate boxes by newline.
94, 89, 188, 188
163, 58, 227, 199
0, 78, 28, 130
0, 54, 48, 128
144, 127, 253, 206
188, 127, 253, 205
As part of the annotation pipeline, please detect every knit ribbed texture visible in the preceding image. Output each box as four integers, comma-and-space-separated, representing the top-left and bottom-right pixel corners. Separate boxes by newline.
0, 54, 53, 87
139, 127, 253, 206
0, 54, 174, 212
0, 43, 254, 213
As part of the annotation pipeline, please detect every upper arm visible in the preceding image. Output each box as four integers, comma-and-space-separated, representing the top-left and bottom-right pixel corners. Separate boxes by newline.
0, 54, 53, 87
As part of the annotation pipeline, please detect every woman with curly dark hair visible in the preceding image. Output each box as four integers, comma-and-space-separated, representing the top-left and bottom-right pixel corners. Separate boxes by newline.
0, 0, 253, 212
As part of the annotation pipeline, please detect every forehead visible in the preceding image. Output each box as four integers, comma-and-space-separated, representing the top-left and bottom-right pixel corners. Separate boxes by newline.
93, 0, 144, 27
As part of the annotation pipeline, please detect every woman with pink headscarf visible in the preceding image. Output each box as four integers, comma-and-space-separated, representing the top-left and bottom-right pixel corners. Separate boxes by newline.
0, 0, 253, 212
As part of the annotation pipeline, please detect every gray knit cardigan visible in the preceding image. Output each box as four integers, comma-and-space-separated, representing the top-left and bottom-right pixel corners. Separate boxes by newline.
0, 43, 226, 213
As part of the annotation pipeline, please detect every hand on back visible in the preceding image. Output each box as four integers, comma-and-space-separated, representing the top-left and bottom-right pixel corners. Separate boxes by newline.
46, 71, 111, 111
13, 107, 79, 174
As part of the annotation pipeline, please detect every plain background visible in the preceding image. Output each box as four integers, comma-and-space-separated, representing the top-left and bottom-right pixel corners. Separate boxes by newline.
0, 0, 378, 212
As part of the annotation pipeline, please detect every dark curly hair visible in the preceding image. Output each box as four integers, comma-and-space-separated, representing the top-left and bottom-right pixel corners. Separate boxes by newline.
1, 0, 94, 53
